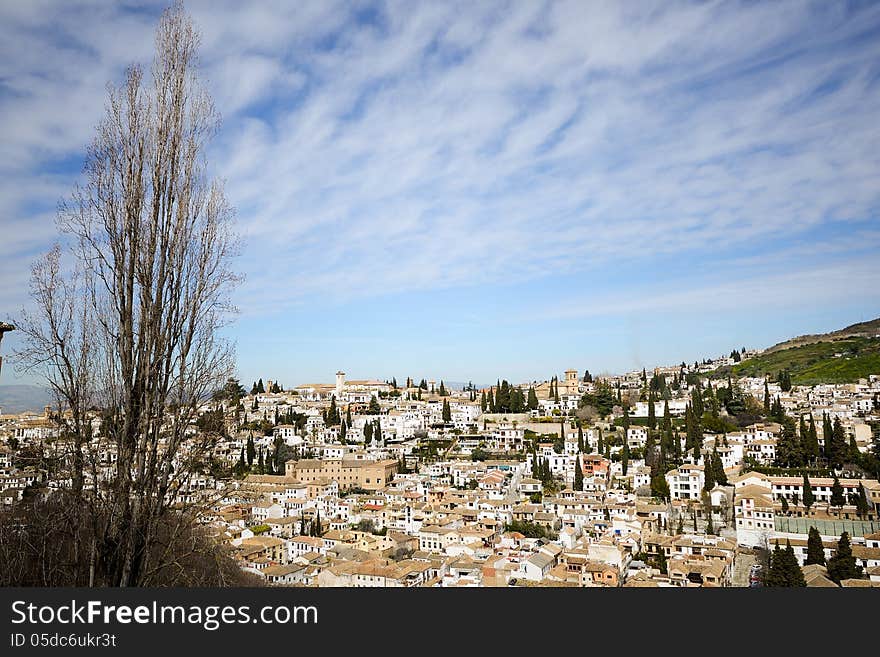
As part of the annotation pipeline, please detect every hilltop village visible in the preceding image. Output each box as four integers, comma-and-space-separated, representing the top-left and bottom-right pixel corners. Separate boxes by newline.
3, 354, 880, 587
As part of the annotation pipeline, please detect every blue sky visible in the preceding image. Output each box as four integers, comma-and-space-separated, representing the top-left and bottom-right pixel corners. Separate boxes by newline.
1, 0, 879, 388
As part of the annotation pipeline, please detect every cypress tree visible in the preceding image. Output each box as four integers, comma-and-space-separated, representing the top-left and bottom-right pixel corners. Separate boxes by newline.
855, 485, 869, 519
246, 435, 255, 467
829, 474, 845, 510
481, 391, 487, 413
327, 396, 339, 425
257, 447, 264, 474
236, 446, 246, 475
805, 414, 819, 463
822, 413, 833, 458
784, 541, 806, 586
364, 421, 373, 444
621, 441, 629, 476
828, 417, 847, 468
704, 455, 715, 491
798, 415, 808, 458
766, 541, 805, 587
574, 453, 584, 491
763, 379, 771, 415
527, 387, 538, 411
827, 531, 862, 583
644, 430, 656, 469
647, 390, 656, 430
662, 399, 671, 432
577, 425, 585, 453
597, 428, 604, 454
656, 547, 667, 574
691, 380, 704, 418
374, 419, 382, 445
848, 435, 860, 464
770, 396, 784, 423
713, 448, 728, 486
805, 527, 825, 566
802, 474, 814, 511
765, 543, 783, 587
442, 398, 452, 423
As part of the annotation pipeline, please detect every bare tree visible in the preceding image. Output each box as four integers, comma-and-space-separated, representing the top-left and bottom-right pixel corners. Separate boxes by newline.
15, 2, 240, 587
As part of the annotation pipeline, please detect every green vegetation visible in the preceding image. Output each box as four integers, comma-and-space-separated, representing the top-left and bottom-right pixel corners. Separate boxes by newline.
764, 541, 805, 587
730, 337, 880, 385
503, 520, 557, 540
827, 531, 863, 583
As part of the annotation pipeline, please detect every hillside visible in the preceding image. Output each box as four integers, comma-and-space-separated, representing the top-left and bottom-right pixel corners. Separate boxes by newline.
764, 317, 880, 354
731, 335, 880, 385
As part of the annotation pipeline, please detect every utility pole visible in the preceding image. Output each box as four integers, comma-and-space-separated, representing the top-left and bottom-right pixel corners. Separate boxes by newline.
0, 321, 14, 381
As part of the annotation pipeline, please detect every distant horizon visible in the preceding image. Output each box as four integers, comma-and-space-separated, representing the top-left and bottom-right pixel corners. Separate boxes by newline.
3, 311, 877, 393
2, 2, 880, 391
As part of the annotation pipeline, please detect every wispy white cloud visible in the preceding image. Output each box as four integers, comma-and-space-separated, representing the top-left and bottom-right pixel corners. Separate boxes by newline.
1, 0, 879, 324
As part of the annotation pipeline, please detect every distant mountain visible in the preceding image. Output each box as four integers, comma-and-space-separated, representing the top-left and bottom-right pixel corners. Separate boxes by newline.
730, 317, 880, 385
0, 385, 53, 414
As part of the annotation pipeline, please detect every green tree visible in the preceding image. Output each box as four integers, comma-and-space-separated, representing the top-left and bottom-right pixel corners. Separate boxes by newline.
804, 414, 820, 464
234, 446, 246, 476
368, 395, 381, 415
829, 474, 845, 511
647, 390, 656, 430
651, 474, 670, 501
826, 531, 862, 583
766, 541, 805, 587
703, 453, 715, 491
527, 387, 538, 411
442, 398, 452, 423
775, 416, 804, 468
805, 526, 825, 566
574, 454, 584, 491
763, 379, 771, 415
827, 417, 847, 468
326, 396, 340, 426
246, 435, 255, 467
855, 485, 870, 519
802, 474, 814, 512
